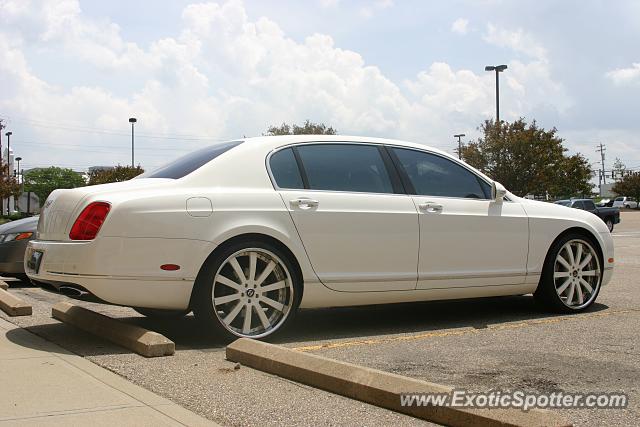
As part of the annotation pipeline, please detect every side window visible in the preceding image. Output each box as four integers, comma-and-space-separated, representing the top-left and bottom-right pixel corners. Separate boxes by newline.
391, 148, 489, 199
269, 148, 304, 189
296, 144, 394, 194
572, 201, 586, 210
583, 200, 596, 211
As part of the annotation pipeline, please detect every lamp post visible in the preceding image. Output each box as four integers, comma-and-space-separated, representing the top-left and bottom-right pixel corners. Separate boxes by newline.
129, 118, 137, 168
15, 157, 21, 182
484, 64, 508, 124
454, 133, 466, 159
5, 131, 11, 177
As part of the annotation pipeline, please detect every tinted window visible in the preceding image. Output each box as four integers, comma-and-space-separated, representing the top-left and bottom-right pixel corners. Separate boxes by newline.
583, 200, 596, 210
144, 141, 243, 179
572, 201, 585, 210
555, 201, 571, 207
392, 148, 488, 199
296, 144, 394, 193
270, 148, 304, 189
615, 197, 623, 201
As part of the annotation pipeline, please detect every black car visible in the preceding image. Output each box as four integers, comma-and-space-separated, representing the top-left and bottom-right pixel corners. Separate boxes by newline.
554, 199, 620, 232
0, 216, 39, 280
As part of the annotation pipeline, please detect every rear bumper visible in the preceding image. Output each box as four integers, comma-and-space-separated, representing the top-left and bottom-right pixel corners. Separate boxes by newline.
25, 237, 213, 310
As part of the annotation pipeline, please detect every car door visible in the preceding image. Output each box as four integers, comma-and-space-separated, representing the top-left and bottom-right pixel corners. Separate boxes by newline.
268, 143, 419, 292
388, 146, 529, 290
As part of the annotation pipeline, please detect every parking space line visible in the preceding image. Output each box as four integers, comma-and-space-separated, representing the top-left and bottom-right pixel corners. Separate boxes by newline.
292, 309, 639, 352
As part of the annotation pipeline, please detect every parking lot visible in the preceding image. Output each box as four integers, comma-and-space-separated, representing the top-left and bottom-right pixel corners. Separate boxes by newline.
2, 211, 639, 426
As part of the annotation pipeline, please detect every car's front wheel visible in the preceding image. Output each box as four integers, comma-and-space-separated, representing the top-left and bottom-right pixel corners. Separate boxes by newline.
534, 233, 602, 313
193, 240, 301, 341
605, 217, 614, 232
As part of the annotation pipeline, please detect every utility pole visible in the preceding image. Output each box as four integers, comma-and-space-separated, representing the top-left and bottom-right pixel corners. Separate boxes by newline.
454, 133, 466, 159
596, 143, 606, 185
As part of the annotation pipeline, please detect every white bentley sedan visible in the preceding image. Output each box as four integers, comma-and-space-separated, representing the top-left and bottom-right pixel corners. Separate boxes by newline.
26, 136, 614, 339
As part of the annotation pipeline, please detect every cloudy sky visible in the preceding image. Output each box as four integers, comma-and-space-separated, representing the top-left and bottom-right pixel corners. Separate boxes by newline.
1, 0, 639, 173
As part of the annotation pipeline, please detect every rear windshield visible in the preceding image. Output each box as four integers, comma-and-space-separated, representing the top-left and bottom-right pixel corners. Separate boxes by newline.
143, 141, 243, 179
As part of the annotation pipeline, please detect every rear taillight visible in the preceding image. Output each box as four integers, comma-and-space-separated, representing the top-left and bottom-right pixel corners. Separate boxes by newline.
69, 202, 111, 240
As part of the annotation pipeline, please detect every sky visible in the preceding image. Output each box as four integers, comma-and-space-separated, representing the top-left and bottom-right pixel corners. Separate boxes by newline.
1, 0, 639, 174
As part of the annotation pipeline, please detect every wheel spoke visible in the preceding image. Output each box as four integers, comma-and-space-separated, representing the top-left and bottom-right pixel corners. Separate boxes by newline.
242, 305, 252, 333
215, 293, 241, 305
581, 270, 598, 277
255, 261, 276, 286
578, 254, 593, 269
556, 254, 572, 270
230, 257, 246, 284
556, 278, 572, 295
565, 282, 575, 305
249, 252, 257, 282
255, 305, 271, 329
554, 271, 570, 279
216, 275, 243, 292
575, 281, 584, 305
579, 278, 594, 293
261, 296, 285, 312
575, 244, 583, 267
261, 280, 287, 293
224, 301, 244, 324
564, 244, 575, 266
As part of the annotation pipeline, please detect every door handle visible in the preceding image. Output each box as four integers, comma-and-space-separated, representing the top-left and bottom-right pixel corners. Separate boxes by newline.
290, 198, 319, 210
418, 202, 443, 213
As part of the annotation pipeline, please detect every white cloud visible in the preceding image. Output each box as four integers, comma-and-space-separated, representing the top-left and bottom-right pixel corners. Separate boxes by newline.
605, 63, 640, 86
483, 23, 547, 61
451, 18, 469, 35
359, 0, 394, 19
0, 0, 580, 170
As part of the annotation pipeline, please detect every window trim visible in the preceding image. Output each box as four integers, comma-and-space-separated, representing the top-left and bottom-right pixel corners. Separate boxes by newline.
266, 141, 500, 200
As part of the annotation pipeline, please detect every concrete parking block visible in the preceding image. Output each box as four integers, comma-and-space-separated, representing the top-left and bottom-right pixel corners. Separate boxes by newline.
52, 302, 174, 357
227, 338, 571, 427
0, 281, 8, 290
0, 288, 32, 316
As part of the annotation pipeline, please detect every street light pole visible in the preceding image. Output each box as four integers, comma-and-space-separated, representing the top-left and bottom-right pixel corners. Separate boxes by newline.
15, 157, 21, 182
129, 118, 137, 168
485, 65, 508, 124
454, 133, 466, 159
5, 131, 11, 177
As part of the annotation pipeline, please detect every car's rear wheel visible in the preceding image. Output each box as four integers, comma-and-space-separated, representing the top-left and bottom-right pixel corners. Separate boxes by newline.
193, 240, 301, 341
133, 307, 191, 318
605, 217, 614, 232
534, 234, 602, 313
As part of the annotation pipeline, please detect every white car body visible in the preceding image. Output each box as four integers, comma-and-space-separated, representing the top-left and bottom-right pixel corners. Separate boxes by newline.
26, 135, 614, 314
612, 197, 638, 209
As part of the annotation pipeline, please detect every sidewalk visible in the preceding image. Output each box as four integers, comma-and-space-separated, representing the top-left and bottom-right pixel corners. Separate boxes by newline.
0, 318, 217, 426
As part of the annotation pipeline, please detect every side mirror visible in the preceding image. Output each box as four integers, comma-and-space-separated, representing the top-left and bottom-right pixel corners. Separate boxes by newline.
491, 181, 507, 203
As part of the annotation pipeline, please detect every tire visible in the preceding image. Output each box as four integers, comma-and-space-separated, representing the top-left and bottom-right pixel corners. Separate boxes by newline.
133, 307, 191, 318
534, 233, 602, 313
605, 217, 614, 232
192, 239, 302, 341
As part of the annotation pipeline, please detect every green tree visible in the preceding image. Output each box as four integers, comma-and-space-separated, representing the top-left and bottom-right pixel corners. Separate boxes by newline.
612, 173, 640, 209
88, 165, 144, 186
0, 161, 21, 214
266, 120, 337, 135
460, 119, 593, 198
23, 167, 86, 204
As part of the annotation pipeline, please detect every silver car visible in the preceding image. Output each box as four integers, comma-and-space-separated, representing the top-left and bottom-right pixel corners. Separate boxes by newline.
0, 216, 39, 280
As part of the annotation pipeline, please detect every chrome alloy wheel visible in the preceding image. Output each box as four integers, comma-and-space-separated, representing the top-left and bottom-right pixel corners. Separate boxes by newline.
212, 248, 295, 338
553, 239, 601, 309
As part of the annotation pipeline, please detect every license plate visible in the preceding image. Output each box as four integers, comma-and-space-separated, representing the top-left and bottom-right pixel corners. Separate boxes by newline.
27, 250, 43, 274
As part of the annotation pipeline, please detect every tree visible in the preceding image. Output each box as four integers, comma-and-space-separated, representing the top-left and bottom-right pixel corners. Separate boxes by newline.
460, 119, 593, 198
266, 120, 337, 136
612, 157, 626, 181
0, 161, 21, 214
88, 165, 144, 186
612, 172, 640, 209
23, 167, 86, 204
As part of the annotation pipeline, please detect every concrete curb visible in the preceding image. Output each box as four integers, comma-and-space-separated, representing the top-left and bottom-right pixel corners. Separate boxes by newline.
0, 280, 8, 290
0, 288, 32, 316
52, 302, 175, 357
227, 339, 571, 427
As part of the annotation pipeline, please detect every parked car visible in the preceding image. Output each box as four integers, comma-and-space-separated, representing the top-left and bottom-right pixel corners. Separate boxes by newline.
26, 136, 614, 340
612, 196, 638, 209
596, 198, 613, 207
0, 216, 39, 280
554, 199, 619, 232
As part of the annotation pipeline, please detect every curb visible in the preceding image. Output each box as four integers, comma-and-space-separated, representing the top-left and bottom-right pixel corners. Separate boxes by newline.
227, 339, 571, 427
52, 302, 175, 357
0, 288, 32, 316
